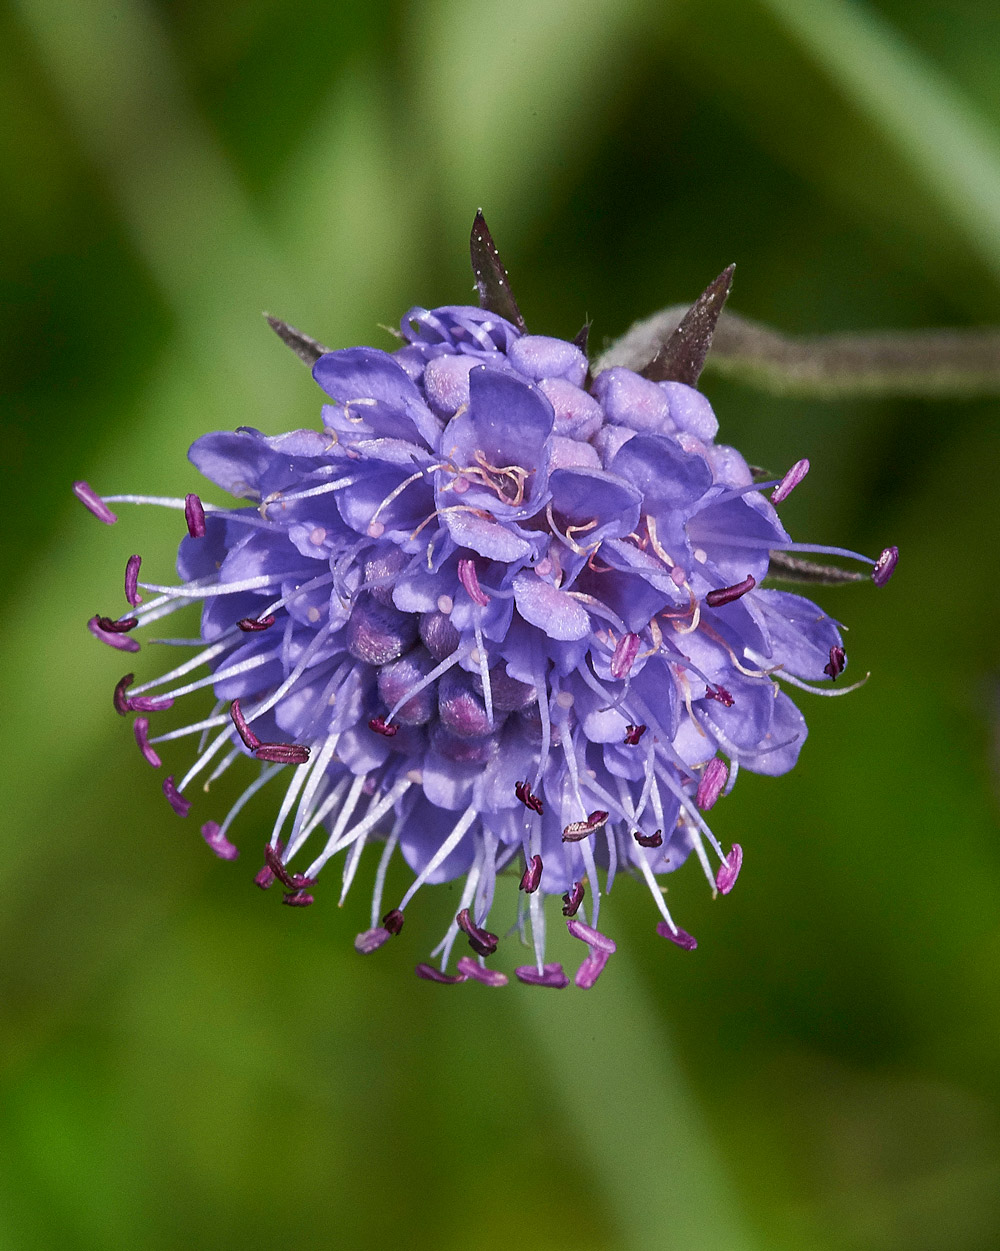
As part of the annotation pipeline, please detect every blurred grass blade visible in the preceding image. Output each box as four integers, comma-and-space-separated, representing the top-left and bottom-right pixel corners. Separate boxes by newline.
758, 0, 1000, 284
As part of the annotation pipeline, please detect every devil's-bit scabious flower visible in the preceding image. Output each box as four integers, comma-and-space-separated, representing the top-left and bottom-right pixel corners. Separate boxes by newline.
76, 215, 897, 989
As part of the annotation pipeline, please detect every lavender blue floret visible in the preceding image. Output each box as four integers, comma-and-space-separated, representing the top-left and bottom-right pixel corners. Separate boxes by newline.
78, 294, 896, 988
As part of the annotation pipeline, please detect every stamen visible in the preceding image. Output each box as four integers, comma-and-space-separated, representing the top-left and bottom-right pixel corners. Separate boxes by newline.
610, 632, 641, 679
163, 775, 190, 817
520, 855, 542, 893
873, 545, 899, 587
254, 837, 285, 888
133, 717, 162, 768
566, 917, 616, 954
716, 844, 743, 895
96, 616, 139, 633
416, 963, 467, 983
73, 481, 117, 524
125, 554, 142, 606
696, 758, 728, 811
368, 716, 398, 737
457, 557, 490, 606
88, 616, 140, 652
184, 494, 206, 538
200, 821, 239, 861
562, 810, 609, 842
113, 674, 135, 716
634, 829, 663, 848
229, 699, 260, 751
355, 927, 392, 953
824, 645, 846, 679
253, 743, 310, 764
514, 963, 569, 988
561, 881, 585, 917
706, 574, 756, 608
456, 957, 508, 987
456, 907, 499, 956
656, 922, 698, 950
624, 723, 647, 746
282, 889, 315, 907
705, 684, 735, 707
771, 458, 810, 503
515, 780, 544, 814
263, 842, 294, 887
237, 615, 277, 632
382, 908, 405, 935
575, 949, 610, 989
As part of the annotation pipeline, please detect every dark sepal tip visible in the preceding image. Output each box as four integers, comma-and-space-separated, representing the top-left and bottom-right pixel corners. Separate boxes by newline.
469, 211, 526, 333
264, 314, 330, 367
641, 263, 736, 387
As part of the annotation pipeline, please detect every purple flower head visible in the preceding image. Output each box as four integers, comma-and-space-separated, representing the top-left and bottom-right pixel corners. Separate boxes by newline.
75, 214, 897, 987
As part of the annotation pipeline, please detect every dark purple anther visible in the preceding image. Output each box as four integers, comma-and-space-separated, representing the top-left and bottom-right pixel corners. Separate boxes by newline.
382, 908, 404, 935
771, 457, 810, 503
416, 963, 468, 983
96, 615, 139, 633
561, 880, 585, 917
355, 926, 391, 954
254, 838, 285, 888
515, 780, 544, 814
254, 742, 311, 764
73, 480, 117, 525
237, 614, 277, 632
264, 842, 294, 887
282, 890, 315, 907
575, 949, 610, 989
520, 854, 543, 893
456, 957, 508, 986
610, 632, 641, 680
872, 545, 898, 587
624, 723, 647, 746
656, 921, 698, 950
200, 821, 239, 861
184, 493, 206, 538
290, 872, 316, 889
163, 775, 190, 817
368, 715, 398, 737
706, 574, 756, 608
566, 917, 617, 954
229, 698, 260, 750
114, 674, 135, 716
716, 844, 743, 895
561, 810, 609, 842
88, 616, 140, 652
705, 684, 734, 707
634, 829, 663, 848
124, 554, 142, 606
514, 963, 570, 988
456, 907, 499, 956
824, 645, 846, 680
133, 717, 162, 768
457, 557, 490, 607
696, 757, 728, 811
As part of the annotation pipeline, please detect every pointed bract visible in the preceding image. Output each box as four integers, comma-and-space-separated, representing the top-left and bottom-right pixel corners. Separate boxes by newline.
469, 210, 526, 333
265, 314, 330, 366
641, 264, 735, 385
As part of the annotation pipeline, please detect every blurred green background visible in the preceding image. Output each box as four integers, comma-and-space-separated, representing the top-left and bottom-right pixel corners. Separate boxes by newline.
3, 0, 1000, 1247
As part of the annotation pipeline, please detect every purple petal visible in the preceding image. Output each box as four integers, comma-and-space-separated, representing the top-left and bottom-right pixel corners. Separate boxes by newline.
512, 573, 590, 641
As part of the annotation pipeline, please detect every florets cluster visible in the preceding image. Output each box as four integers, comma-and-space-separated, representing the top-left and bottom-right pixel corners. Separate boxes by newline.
76, 222, 897, 988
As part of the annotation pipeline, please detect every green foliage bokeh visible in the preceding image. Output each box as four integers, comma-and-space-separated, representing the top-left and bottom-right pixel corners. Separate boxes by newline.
2, 1, 999, 1248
